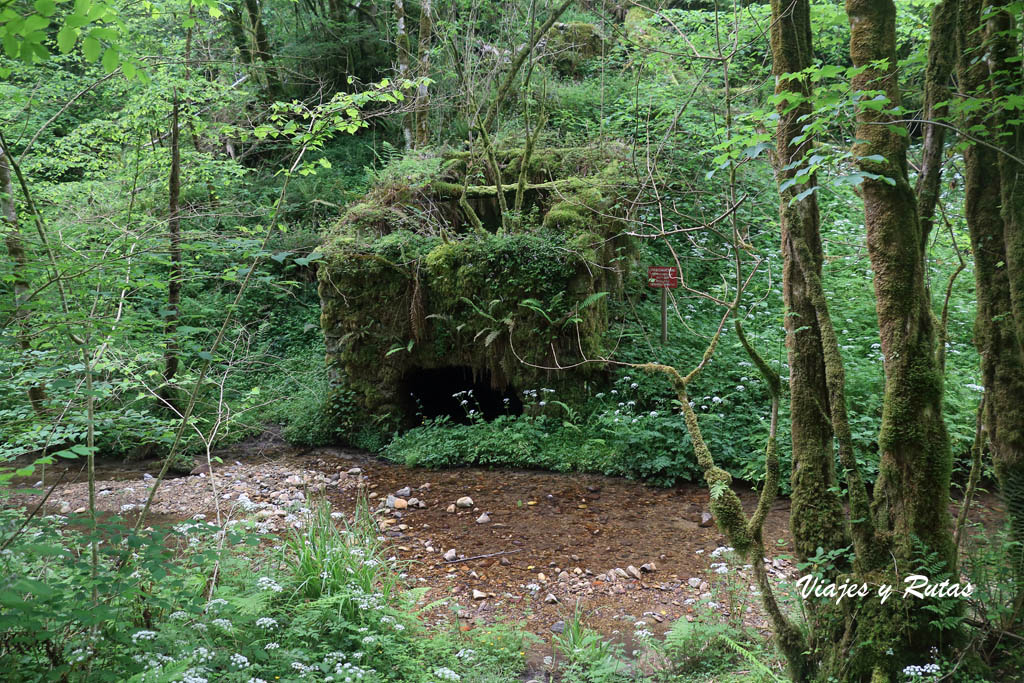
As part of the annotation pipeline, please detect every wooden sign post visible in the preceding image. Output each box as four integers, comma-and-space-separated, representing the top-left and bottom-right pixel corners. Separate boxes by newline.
647, 266, 679, 344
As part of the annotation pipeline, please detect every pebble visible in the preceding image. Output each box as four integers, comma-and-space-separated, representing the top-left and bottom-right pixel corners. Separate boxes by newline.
446, 504, 456, 513
396, 486, 411, 497
626, 565, 642, 580
700, 511, 714, 527
472, 589, 487, 600
393, 498, 408, 510
550, 621, 565, 634
456, 496, 474, 508
59, 503, 71, 514
444, 549, 457, 562
545, 594, 558, 604
476, 512, 490, 524
347, 467, 362, 475
688, 577, 702, 588
641, 562, 657, 573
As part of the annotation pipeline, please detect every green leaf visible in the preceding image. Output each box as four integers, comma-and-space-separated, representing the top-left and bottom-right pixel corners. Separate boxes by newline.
82, 35, 100, 61
101, 46, 119, 73
64, 14, 90, 29
34, 0, 57, 16
57, 26, 78, 53
23, 15, 51, 32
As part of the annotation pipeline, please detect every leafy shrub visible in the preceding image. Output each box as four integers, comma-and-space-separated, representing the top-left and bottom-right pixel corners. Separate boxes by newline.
0, 502, 531, 682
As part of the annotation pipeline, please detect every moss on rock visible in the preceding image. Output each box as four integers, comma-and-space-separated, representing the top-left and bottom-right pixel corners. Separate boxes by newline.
318, 146, 634, 444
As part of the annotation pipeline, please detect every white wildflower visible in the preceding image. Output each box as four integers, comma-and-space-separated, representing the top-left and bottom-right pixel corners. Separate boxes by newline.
257, 576, 282, 592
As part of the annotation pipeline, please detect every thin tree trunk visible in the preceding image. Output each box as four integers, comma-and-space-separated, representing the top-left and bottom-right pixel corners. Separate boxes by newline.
395, 0, 413, 149
1, 142, 47, 415
161, 96, 182, 411
914, 0, 956, 242
479, 0, 572, 135
414, 0, 432, 147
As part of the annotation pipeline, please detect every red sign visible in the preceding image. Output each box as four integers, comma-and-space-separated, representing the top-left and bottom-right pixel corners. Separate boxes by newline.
647, 266, 679, 289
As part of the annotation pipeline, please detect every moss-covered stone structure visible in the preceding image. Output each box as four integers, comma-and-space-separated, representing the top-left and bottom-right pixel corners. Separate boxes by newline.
318, 145, 633, 445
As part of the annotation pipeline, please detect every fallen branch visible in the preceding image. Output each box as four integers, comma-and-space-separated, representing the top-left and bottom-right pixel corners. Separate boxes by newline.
436, 549, 522, 566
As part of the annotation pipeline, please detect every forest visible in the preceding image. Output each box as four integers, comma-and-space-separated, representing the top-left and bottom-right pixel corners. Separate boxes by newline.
1, 0, 1023, 680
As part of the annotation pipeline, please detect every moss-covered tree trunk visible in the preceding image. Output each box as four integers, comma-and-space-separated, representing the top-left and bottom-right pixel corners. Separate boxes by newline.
957, 0, 1024, 606
841, 3, 958, 677
414, 0, 432, 148
770, 0, 848, 566
847, 0, 953, 567
244, 0, 280, 97
769, 3, 852, 669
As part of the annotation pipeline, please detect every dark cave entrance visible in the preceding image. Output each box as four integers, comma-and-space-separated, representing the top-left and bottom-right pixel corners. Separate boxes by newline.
400, 366, 523, 426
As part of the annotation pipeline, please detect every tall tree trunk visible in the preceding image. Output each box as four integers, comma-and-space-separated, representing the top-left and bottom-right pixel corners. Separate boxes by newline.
1, 142, 47, 415
958, 0, 1024, 607
226, 6, 252, 64
414, 0, 432, 147
989, 0, 1024, 606
161, 97, 182, 411
847, 0, 953, 566
244, 0, 281, 97
395, 0, 413, 149
770, 0, 848, 568
844, 0, 956, 675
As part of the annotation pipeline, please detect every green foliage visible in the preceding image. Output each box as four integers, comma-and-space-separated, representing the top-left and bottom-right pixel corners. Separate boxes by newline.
959, 517, 1024, 677
660, 549, 786, 681
552, 604, 629, 683
0, 504, 532, 682
385, 378, 710, 485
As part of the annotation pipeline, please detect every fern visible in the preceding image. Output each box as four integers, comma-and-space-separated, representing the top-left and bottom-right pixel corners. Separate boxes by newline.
719, 633, 786, 682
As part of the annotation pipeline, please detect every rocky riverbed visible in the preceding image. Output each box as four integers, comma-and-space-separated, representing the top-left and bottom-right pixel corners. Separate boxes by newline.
9, 442, 1005, 677
7, 444, 808, 652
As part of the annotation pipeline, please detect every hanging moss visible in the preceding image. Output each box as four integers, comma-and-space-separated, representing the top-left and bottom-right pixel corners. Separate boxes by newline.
318, 146, 634, 444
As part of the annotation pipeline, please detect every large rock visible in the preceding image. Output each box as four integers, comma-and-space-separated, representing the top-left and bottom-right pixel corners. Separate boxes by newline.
317, 146, 632, 443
